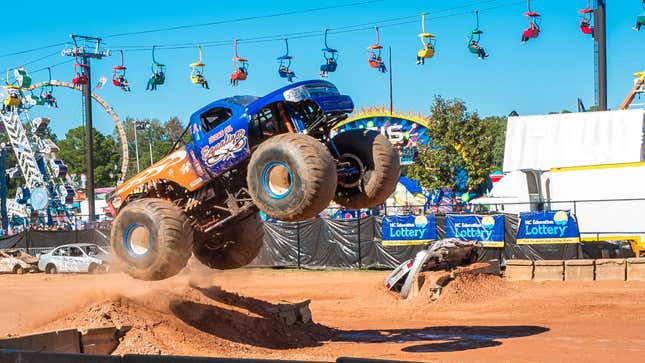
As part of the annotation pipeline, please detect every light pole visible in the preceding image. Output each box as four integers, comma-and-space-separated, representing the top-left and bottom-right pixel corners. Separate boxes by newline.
61, 35, 110, 223
133, 123, 140, 173
135, 120, 152, 168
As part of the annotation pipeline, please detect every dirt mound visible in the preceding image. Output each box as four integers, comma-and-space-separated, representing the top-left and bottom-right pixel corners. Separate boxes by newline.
438, 274, 515, 305
37, 284, 334, 356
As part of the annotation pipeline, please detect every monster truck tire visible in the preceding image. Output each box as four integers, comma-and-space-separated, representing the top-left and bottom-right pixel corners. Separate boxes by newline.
111, 198, 193, 281
247, 133, 337, 221
192, 212, 264, 270
332, 129, 401, 209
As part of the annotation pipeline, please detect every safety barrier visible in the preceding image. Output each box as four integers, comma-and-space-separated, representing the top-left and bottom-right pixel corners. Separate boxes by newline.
0, 350, 423, 363
503, 257, 645, 281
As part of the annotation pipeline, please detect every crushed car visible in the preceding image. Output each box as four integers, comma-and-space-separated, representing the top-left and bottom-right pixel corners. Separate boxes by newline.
0, 249, 39, 274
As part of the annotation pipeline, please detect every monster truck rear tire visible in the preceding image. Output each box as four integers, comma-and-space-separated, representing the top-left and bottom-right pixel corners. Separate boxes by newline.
111, 198, 193, 281
332, 129, 401, 209
192, 212, 264, 270
247, 133, 337, 221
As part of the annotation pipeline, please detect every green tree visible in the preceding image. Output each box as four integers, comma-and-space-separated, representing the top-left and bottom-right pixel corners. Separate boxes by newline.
407, 96, 505, 193
119, 117, 188, 179
57, 127, 120, 188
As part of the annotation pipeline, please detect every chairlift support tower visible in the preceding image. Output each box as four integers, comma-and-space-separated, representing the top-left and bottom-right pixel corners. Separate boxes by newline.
61, 35, 110, 223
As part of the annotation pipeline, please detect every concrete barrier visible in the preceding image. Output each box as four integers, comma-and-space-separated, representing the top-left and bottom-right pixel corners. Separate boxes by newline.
626, 257, 645, 281
595, 259, 626, 281
533, 260, 563, 281
504, 259, 533, 281
0, 329, 80, 353
564, 259, 595, 281
0, 349, 119, 363
123, 355, 326, 362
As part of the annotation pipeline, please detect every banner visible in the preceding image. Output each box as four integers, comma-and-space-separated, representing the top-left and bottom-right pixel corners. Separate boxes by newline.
382, 215, 437, 246
446, 214, 505, 247
516, 210, 580, 244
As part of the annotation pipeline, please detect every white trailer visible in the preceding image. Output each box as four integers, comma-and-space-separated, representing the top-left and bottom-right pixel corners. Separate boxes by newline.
472, 109, 645, 256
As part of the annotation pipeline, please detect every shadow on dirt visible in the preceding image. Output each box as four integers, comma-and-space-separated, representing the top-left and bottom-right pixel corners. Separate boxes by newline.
336, 325, 549, 353
170, 285, 549, 353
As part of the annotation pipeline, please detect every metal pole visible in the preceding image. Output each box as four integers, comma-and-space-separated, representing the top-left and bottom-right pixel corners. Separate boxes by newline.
148, 126, 154, 166
389, 46, 393, 113
0, 148, 7, 232
133, 126, 140, 173
296, 221, 301, 269
357, 215, 362, 269
596, 0, 607, 110
83, 56, 96, 223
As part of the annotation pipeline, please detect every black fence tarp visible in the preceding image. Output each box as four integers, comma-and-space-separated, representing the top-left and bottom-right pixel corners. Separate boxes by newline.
0, 233, 27, 249
253, 213, 587, 269
0, 215, 622, 268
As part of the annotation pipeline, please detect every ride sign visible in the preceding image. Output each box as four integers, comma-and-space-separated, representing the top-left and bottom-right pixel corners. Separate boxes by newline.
516, 210, 580, 244
445, 214, 504, 247
382, 215, 437, 246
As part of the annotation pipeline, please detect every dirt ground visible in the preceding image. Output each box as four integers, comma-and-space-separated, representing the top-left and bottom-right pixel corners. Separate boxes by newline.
1, 262, 644, 362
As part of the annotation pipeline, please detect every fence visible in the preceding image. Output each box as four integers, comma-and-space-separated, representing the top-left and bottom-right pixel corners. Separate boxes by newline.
0, 198, 641, 266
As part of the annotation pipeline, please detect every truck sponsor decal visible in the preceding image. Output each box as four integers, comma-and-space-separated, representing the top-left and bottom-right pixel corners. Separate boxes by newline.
208, 125, 234, 144
516, 210, 580, 244
201, 129, 247, 167
446, 214, 505, 248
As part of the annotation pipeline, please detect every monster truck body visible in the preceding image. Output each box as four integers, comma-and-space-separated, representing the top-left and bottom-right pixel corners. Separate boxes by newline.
108, 80, 400, 280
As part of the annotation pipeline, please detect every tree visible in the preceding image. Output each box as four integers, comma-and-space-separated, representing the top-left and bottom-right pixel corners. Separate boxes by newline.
118, 117, 188, 179
57, 127, 120, 188
407, 96, 505, 193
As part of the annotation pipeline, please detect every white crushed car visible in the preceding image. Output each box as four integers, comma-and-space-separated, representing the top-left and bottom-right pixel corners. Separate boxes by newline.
0, 249, 39, 274
38, 243, 110, 274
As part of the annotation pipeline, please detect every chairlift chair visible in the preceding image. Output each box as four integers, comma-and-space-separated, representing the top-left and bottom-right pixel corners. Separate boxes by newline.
230, 40, 248, 86
112, 50, 130, 92
417, 13, 436, 64
368, 26, 387, 73
521, 0, 541, 43
72, 63, 89, 85
147, 46, 165, 91
635, 1, 645, 31
320, 29, 338, 77
277, 38, 296, 82
579, 0, 594, 35
190, 46, 209, 88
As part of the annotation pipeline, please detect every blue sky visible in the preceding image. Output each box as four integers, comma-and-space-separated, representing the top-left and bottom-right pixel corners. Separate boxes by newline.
0, 0, 643, 137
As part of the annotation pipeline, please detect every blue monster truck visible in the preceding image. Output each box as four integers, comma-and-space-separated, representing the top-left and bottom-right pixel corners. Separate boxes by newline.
107, 80, 400, 280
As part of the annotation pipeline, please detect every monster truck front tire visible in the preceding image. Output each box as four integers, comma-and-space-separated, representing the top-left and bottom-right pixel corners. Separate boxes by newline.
192, 212, 264, 270
332, 129, 401, 209
247, 133, 337, 221
111, 198, 193, 281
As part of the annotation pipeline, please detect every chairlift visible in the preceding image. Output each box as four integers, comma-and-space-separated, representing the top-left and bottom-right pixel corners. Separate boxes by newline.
467, 10, 488, 59
521, 0, 541, 43
416, 13, 436, 65
634, 0, 645, 31
578, 0, 594, 35
190, 46, 209, 89
277, 38, 296, 83
71, 60, 89, 85
146, 46, 165, 91
230, 39, 248, 86
320, 29, 338, 78
368, 26, 386, 73
40, 68, 58, 108
112, 50, 130, 92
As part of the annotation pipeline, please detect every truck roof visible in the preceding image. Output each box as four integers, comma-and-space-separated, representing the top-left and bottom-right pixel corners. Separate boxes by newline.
190, 80, 340, 121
